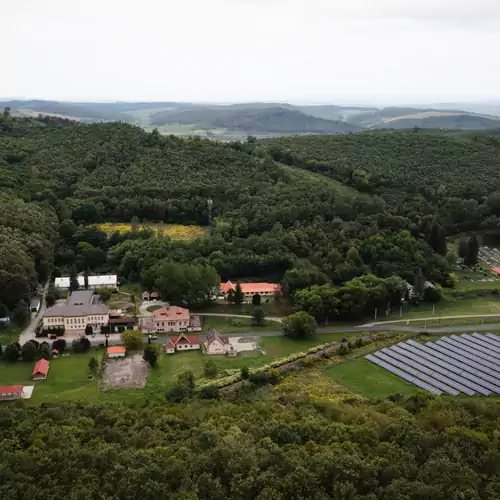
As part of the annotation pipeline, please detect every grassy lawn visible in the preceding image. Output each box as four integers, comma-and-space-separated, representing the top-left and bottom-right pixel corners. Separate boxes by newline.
119, 283, 142, 297
323, 357, 418, 399
0, 324, 22, 345
107, 292, 137, 315
146, 305, 162, 313
261, 333, 348, 356
384, 296, 500, 323
0, 350, 101, 405
201, 316, 279, 333
194, 299, 292, 317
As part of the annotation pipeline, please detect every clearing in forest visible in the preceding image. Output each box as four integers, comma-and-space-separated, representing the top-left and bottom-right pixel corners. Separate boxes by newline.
97, 222, 206, 240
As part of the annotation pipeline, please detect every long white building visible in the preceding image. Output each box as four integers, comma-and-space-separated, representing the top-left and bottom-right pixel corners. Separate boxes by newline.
43, 290, 109, 332
54, 275, 118, 291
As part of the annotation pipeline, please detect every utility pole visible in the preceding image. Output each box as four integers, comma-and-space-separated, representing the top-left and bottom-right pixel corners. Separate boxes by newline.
400, 304, 403, 318
207, 199, 213, 232
374, 308, 377, 320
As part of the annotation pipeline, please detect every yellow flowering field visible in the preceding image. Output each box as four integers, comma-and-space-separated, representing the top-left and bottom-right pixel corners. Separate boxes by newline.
97, 223, 206, 240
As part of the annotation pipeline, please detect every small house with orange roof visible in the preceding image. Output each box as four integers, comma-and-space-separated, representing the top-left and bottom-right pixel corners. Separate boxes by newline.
32, 359, 50, 380
107, 346, 126, 358
220, 281, 281, 300
165, 333, 200, 354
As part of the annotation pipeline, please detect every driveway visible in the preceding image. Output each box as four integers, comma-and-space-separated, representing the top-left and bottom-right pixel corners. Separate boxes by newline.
139, 300, 168, 317
19, 280, 50, 344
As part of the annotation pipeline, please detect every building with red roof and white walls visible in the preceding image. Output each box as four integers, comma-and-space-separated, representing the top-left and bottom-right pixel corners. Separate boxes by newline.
165, 333, 200, 354
219, 281, 280, 300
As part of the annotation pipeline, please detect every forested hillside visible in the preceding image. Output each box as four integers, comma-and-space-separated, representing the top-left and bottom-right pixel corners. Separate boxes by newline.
0, 390, 499, 499
262, 131, 500, 232
0, 111, 461, 310
150, 106, 362, 134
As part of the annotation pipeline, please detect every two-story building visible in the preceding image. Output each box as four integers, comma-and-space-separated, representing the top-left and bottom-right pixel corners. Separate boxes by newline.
42, 290, 109, 333
152, 306, 190, 333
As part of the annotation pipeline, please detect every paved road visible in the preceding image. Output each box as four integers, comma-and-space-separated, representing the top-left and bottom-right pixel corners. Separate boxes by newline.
19, 280, 50, 344
199, 313, 282, 323
363, 313, 500, 327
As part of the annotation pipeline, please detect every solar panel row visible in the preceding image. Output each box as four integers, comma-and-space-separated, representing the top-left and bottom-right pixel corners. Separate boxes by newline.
364, 334, 500, 397
372, 351, 459, 396
383, 347, 476, 395
365, 354, 443, 396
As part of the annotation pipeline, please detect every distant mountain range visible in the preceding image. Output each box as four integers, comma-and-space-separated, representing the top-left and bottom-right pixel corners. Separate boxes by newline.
2, 99, 500, 139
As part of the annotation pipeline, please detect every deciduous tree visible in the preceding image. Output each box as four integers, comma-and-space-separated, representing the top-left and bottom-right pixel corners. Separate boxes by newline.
282, 311, 316, 339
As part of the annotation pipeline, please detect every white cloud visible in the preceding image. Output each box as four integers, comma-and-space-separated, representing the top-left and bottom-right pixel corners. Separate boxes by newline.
1, 0, 499, 103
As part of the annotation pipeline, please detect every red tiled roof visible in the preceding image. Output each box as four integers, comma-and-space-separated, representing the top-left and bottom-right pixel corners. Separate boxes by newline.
0, 385, 23, 394
153, 306, 190, 321
51, 349, 59, 354
220, 282, 280, 294
32, 359, 50, 377
166, 341, 175, 349
492, 267, 500, 276
170, 334, 200, 346
107, 346, 126, 354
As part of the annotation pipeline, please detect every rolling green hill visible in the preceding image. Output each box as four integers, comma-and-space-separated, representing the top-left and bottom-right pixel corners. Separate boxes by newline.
3, 100, 500, 137
150, 106, 363, 134
260, 131, 500, 231
383, 113, 500, 130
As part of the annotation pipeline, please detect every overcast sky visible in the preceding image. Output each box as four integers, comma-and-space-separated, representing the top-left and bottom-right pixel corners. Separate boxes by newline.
2, 0, 500, 104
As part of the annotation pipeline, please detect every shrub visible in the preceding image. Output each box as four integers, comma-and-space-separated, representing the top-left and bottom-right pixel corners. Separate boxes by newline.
199, 386, 220, 400
249, 372, 269, 385
4, 343, 20, 362
203, 359, 218, 378
166, 385, 189, 403
52, 338, 67, 353
240, 366, 249, 380
143, 346, 158, 367
22, 341, 38, 361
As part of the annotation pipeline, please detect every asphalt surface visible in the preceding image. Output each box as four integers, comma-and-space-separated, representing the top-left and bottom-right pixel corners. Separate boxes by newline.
19, 280, 50, 344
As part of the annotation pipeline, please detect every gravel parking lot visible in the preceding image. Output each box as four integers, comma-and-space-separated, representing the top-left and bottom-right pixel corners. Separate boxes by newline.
103, 354, 148, 388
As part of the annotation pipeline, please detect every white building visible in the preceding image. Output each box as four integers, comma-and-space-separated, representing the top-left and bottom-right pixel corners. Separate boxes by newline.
42, 290, 109, 332
54, 275, 118, 291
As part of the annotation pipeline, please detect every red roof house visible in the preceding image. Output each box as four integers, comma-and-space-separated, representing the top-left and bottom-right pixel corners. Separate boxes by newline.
492, 267, 500, 276
165, 333, 200, 354
0, 385, 24, 400
220, 281, 280, 298
32, 359, 50, 380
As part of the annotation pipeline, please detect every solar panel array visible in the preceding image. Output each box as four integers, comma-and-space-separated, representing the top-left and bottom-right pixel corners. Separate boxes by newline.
365, 333, 500, 396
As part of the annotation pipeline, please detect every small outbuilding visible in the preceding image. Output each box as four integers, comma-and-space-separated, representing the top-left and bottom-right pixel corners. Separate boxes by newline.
141, 291, 150, 301
32, 359, 50, 380
150, 291, 159, 300
107, 346, 126, 358
30, 299, 41, 313
0, 385, 24, 400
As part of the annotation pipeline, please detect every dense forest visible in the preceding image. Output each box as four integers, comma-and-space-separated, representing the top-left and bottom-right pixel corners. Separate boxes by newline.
0, 389, 499, 499
262, 132, 500, 233
3, 111, 500, 310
